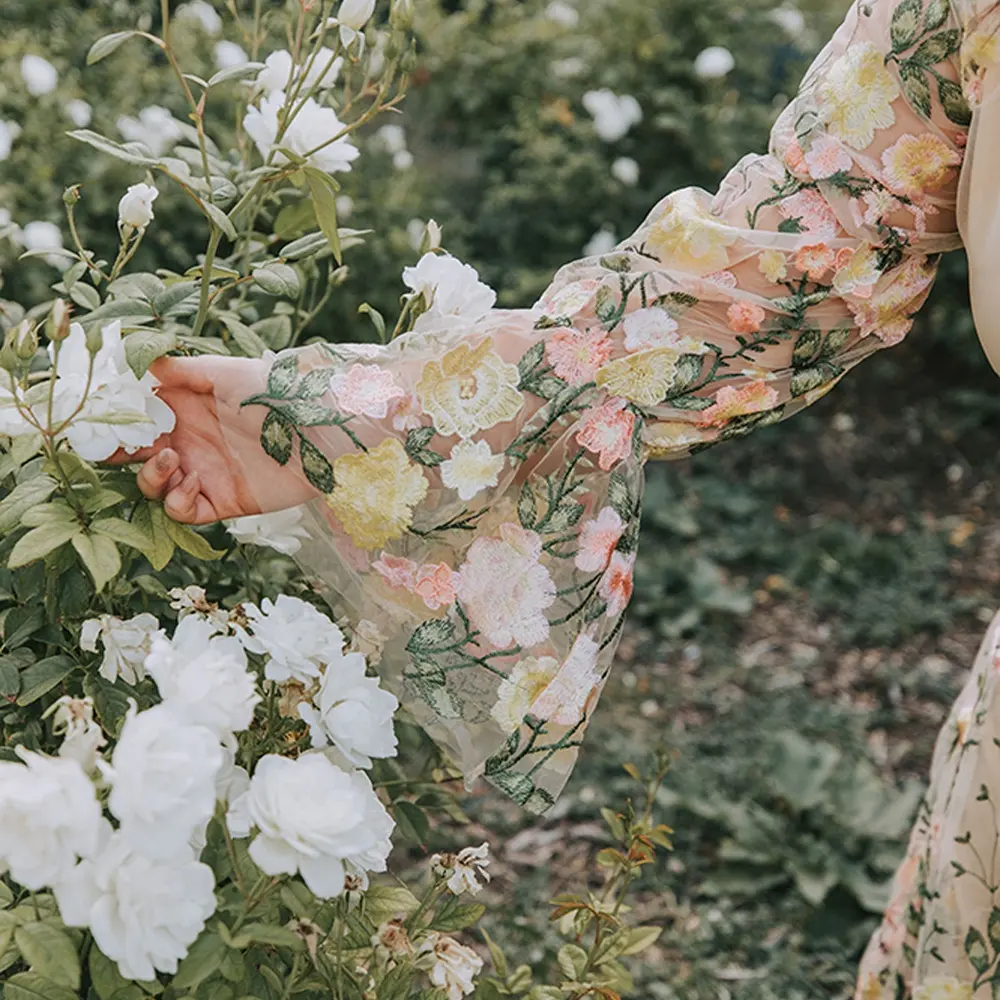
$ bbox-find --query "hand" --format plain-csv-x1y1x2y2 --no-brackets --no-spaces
109,355,319,524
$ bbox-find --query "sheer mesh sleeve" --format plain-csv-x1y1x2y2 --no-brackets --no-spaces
217,0,972,813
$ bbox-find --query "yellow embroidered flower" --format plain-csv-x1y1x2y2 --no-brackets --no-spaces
595,348,680,407
965,29,999,69
758,249,788,283
416,338,523,439
491,656,560,731
646,190,736,275
819,41,900,149
328,437,429,549
832,244,882,298
641,421,706,459
881,133,961,198
913,976,974,1000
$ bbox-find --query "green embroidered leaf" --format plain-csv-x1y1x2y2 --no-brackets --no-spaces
406,618,456,655
924,0,950,30
285,400,337,426
599,254,632,273
988,907,1000,951
295,367,335,399
791,328,822,367
594,285,617,324
545,501,585,534
266,354,300,399
527,374,568,400
777,216,804,234
299,437,334,493
490,769,535,806
890,0,923,50
912,28,959,65
517,341,545,385
790,365,831,397
260,409,294,466
672,353,704,391
966,925,990,974
517,484,538,529
938,76,972,126
819,326,852,358
660,291,699,310
485,729,522,775
669,394,713,411
525,786,557,814
607,472,634,521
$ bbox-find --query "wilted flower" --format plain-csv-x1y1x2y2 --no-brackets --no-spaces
372,918,414,957
117,182,159,232
245,91,360,174
50,696,107,773
146,616,260,737
402,253,497,332
416,933,484,1000
694,46,735,79
582,89,642,142
55,825,217,981
430,842,491,896
176,0,223,34
298,647,398,767
612,156,640,186
227,753,394,898
117,106,184,157
225,507,311,554
64,99,92,128
214,40,249,70
255,48,342,93
0,748,103,889
0,120,21,161
80,612,160,685
106,704,223,859
21,54,58,96
168,584,230,628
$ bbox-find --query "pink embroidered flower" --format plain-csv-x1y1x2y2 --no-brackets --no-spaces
851,188,904,229
726,301,767,334
529,633,602,726
412,562,458,611
454,523,556,648
703,270,739,289
373,554,418,590
793,243,837,281
880,133,961,199
575,507,625,572
782,139,809,177
779,188,839,242
330,364,405,419
832,245,880,299
575,399,635,472
389,391,423,432
803,135,852,179
598,551,635,616
622,307,681,352
696,380,779,428
537,278,601,318
848,256,935,346
545,326,614,383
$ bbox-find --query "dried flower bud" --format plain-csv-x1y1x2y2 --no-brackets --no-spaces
371,918,413,957
45,298,71,343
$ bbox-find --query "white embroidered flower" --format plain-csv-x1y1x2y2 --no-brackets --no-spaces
225,507,311,555
582,89,642,143
245,91,359,174
64,99,92,128
298,648,398,767
0,749,103,889
402,253,497,333
237,594,346,684
491,656,560,731
226,753,394,898
117,182,159,232
117,106,184,157
545,1,579,26
176,0,223,34
583,228,618,257
255,48,343,93
214,40,249,70
430,843,491,896
0,120,21,161
80,612,160,685
622,306,683,352
694,46,735,79
440,439,506,501
50,696,107,774
611,156,640,186
818,41,899,150
21,54,58,96
55,825,217,981
530,633,602,725
145,616,260,737
106,704,223,859
416,932,484,1000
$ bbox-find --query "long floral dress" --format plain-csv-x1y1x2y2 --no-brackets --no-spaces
215,0,999,992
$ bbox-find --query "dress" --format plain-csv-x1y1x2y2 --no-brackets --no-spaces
215,0,999,992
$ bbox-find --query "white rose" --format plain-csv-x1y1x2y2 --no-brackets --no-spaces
80,612,160,685
255,48,342,93
145,616,260,737
338,0,376,29
117,106,184,157
0,749,103,890
65,99,92,128
21,54,58,96
225,507,311,555
416,933,484,1000
176,0,223,34
214,40,249,70
117,182,159,232
402,253,497,332
430,843,491,896
106,705,223,859
611,156,640,186
55,825,217,981
244,91,359,174
0,120,21,161
298,648,398,767
226,754,393,898
693,46,735,79
582,89,642,143
237,594,346,684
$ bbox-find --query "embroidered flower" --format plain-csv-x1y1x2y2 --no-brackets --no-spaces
530,634,602,726
545,326,614,383
642,421,706,458
964,30,999,71
758,249,788,283
595,348,680,407
412,563,458,611
454,523,556,649
373,554,419,590
880,133,962,199
440,438,506,501
779,188,839,242
598,551,635,616
330,364,405,419
329,438,429,549
622,307,679,352
416,338,523,438
818,41,899,149
794,243,837,281
697,381,779,428
832,244,882,298
646,190,736,274
389,390,423,431
491,656,560,731
726,301,767,333
912,977,974,1000
537,278,600,317
782,138,809,177
803,134,853,178
576,398,636,471
852,187,904,229
575,507,625,572
848,256,935,346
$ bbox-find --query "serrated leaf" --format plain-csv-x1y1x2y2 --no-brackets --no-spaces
72,532,121,591
163,518,226,561
299,437,334,493
17,655,74,706
260,409,294,465
4,972,79,1000
67,129,158,166
8,522,81,569
304,167,343,265
431,898,485,933
14,923,81,989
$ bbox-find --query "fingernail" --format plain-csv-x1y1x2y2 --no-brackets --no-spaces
155,450,174,471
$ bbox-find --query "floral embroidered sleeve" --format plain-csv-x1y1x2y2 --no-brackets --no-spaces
217,0,985,815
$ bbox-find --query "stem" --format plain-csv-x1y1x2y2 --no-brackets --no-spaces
192,228,223,338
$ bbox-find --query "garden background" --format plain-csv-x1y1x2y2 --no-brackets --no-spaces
3,0,999,997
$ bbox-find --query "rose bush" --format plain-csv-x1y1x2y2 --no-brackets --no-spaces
0,2,673,998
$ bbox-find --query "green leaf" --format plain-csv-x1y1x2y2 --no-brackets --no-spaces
791,328,822,367
406,617,455,655
924,0,950,30
2,609,44,650
0,476,58,533
284,400,335,426
70,282,101,312
266,354,300,398
672,353,703,391
91,517,156,552
252,263,301,298
299,437,335,493
304,167,343,265
607,472,634,521
988,907,1000,952
280,231,328,260
133,503,176,571
67,129,158,166
83,673,134,738
375,965,415,1000
890,0,922,50
358,302,386,340
789,364,834,398
72,532,121,591
392,800,429,844
207,61,264,87
121,328,175,378
14,923,81,989
8,522,81,569
898,62,933,117
938,76,972,126
78,298,157,330
545,502,584,534
619,925,662,956
295,368,335,399
17,655,74,705
219,314,268,358
152,281,199,317
0,655,21,699
431,898,485,933
517,484,537,529
163,519,226,561
557,943,588,980
489,769,535,805
87,30,146,64
203,202,238,242
172,930,224,990
4,971,79,1000
363,885,420,925
88,943,157,1000
967,925,990,974
260,409,294,465
912,28,960,65
230,923,303,950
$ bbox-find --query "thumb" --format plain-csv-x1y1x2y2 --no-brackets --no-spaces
163,471,202,524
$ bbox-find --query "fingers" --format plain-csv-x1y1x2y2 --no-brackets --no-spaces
105,435,171,466
137,448,181,500
162,471,218,525
147,355,218,393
